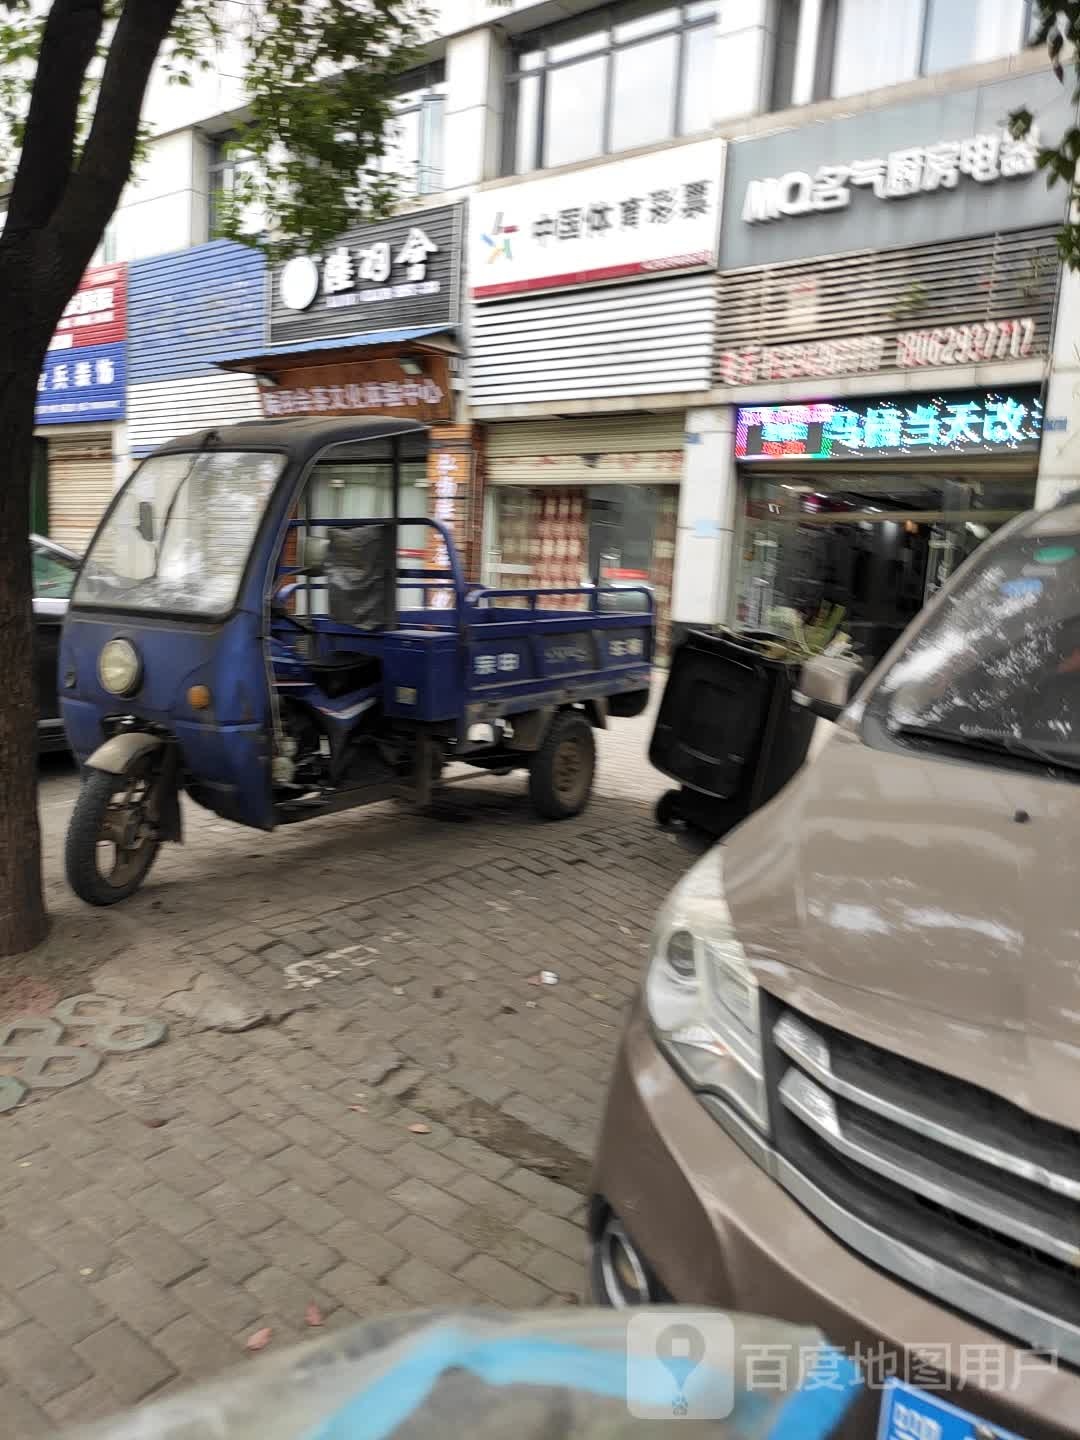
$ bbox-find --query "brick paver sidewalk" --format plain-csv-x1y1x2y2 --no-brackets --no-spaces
0,708,696,1432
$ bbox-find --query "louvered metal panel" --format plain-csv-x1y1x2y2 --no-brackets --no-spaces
486,415,685,457
715,226,1059,387
128,240,266,384
470,274,715,407
487,415,685,487
47,432,114,552
128,372,262,457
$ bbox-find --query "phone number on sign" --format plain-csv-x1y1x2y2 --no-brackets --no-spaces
897,317,1036,367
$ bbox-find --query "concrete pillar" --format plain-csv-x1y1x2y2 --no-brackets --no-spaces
671,407,739,631
442,25,507,189
792,0,824,105
714,0,779,124
1036,179,1079,509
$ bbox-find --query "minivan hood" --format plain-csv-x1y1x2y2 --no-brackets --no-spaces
721,728,1080,1131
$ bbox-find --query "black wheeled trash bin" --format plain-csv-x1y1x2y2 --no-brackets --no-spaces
649,628,817,838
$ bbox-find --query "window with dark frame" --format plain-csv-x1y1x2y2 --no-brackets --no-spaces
207,64,446,238
504,2,721,177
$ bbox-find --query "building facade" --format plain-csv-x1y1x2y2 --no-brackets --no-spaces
34,264,129,551
46,0,1061,646
709,63,1068,662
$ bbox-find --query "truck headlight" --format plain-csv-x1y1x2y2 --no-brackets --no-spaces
645,853,767,1131
98,638,141,696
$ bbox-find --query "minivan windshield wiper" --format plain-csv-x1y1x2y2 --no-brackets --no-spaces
890,722,1080,775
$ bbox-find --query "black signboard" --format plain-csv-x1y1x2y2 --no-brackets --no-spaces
269,202,463,346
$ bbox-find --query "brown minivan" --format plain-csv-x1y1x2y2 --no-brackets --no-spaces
590,496,1080,1439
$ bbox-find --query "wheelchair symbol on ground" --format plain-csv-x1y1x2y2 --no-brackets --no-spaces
0,993,166,1112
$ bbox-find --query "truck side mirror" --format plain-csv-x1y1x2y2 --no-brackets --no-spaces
797,653,863,722
136,500,155,544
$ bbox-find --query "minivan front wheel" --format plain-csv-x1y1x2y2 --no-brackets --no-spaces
66,758,162,905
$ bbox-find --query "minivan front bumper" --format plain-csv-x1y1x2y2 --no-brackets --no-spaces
590,1003,1080,1440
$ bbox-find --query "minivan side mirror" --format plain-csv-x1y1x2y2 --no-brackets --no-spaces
797,653,863,722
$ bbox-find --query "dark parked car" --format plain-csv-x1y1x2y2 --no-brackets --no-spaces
33,534,78,751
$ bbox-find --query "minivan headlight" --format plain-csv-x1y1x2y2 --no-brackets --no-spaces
98,638,141,696
645,854,767,1131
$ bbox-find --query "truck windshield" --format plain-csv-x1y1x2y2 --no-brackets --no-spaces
74,450,286,616
874,504,1080,768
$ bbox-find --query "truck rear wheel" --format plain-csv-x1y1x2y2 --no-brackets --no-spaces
528,710,595,820
65,760,162,906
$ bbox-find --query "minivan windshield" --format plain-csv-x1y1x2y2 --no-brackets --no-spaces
74,450,286,616
874,503,1080,768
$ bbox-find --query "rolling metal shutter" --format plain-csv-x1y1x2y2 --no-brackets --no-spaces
47,432,113,552
486,414,685,487
470,274,715,409
715,225,1059,384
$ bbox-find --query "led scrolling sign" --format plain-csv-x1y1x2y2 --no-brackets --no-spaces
735,391,1043,462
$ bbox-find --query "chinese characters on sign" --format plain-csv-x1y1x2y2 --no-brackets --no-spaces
469,138,724,299
743,126,1039,224
36,262,127,425
282,225,441,313
258,355,452,424
48,263,127,351
270,203,461,346
528,179,712,247
36,343,125,424
719,317,1039,385
262,377,444,416
735,391,1043,461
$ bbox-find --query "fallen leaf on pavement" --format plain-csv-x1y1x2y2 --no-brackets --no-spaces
305,1303,324,1328
407,1122,431,1134
245,1328,273,1352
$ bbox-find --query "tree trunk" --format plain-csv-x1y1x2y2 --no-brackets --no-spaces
0,358,49,956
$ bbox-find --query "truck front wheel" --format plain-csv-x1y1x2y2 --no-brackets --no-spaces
65,759,163,906
528,710,595,820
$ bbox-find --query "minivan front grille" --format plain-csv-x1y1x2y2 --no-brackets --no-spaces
766,1000,1080,1353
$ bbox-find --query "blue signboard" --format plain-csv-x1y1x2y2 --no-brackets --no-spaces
36,340,126,425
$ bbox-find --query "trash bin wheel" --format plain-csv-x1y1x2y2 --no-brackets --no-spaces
655,790,682,829
528,710,595,820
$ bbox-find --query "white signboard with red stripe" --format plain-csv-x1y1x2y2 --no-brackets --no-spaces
469,138,724,302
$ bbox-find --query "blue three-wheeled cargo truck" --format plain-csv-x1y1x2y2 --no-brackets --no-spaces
58,418,654,905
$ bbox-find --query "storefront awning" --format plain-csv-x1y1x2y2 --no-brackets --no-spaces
215,325,460,372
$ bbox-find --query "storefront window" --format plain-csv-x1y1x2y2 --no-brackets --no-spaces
505,2,720,176
489,484,677,656
735,471,1037,666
